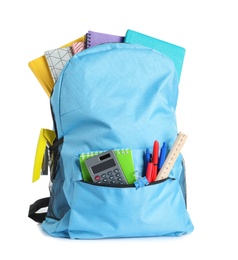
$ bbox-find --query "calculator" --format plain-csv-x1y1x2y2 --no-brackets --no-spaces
85,150,128,185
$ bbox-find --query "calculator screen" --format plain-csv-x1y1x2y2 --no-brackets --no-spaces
91,159,116,174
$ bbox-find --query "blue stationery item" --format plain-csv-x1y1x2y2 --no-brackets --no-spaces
158,142,167,170
124,29,186,83
143,148,151,176
134,176,149,189
28,42,194,239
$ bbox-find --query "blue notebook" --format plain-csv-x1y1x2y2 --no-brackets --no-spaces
124,29,185,83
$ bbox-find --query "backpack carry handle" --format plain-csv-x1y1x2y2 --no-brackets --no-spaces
28,197,50,223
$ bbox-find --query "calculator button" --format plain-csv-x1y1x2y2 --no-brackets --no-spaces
107,171,112,175
117,177,122,181
95,176,100,181
111,180,116,184
115,173,120,177
101,173,106,178
114,169,119,173
109,176,114,180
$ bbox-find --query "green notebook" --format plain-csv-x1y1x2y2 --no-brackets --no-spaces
124,29,186,83
79,149,136,184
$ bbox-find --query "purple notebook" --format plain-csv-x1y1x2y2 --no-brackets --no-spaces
86,30,124,48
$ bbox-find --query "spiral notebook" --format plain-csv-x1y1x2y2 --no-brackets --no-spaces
79,149,136,184
86,30,124,48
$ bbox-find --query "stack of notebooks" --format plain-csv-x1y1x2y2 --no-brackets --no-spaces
28,29,185,97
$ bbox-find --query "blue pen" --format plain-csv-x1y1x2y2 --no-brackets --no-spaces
143,148,151,177
158,142,167,170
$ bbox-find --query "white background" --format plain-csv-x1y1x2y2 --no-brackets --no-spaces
1,0,238,259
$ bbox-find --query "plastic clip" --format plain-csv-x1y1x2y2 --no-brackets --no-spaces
134,177,149,189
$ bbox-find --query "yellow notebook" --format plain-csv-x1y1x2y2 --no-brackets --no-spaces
28,35,86,97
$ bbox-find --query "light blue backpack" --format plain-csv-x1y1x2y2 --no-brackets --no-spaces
29,43,194,239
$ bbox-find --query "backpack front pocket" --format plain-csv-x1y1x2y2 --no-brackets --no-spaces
68,176,193,239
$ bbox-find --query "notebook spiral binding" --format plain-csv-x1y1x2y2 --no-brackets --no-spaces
80,148,130,159
86,33,92,48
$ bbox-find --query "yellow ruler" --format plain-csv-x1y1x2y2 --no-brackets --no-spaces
156,132,187,181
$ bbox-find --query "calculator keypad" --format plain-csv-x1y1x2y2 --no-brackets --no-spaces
94,168,127,185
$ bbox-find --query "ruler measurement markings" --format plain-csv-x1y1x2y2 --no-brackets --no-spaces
155,132,187,181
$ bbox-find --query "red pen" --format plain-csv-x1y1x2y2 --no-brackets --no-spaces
151,140,159,182
146,162,153,182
